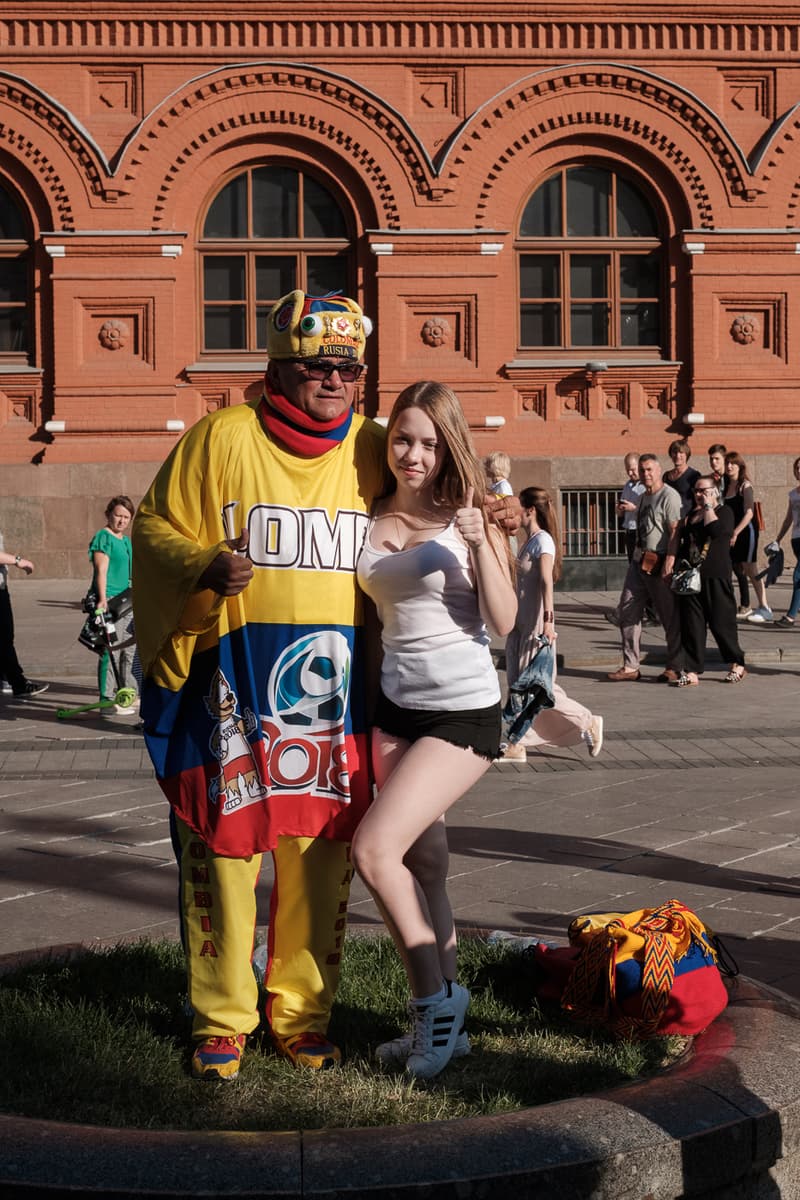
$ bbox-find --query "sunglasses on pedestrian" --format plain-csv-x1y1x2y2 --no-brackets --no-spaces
288,359,366,383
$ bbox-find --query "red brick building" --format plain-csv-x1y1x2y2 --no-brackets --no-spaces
1,3,799,577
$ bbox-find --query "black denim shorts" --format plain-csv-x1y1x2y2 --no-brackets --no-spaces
374,690,502,761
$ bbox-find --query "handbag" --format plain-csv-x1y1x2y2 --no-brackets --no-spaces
753,499,765,532
639,549,664,575
554,899,736,1039
671,538,709,594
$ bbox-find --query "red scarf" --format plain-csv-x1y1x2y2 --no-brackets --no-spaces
260,386,353,457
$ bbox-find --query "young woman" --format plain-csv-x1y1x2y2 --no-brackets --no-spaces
723,453,769,621
88,495,137,709
664,438,700,517
354,381,516,1079
501,487,603,760
772,456,800,627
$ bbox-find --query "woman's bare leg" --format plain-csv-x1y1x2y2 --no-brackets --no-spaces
352,730,490,998
745,562,767,610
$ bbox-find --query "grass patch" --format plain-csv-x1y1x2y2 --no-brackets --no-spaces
0,935,686,1131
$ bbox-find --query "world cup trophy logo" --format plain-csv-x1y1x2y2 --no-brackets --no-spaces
268,631,351,731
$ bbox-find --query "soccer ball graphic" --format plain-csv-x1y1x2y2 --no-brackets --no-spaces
269,631,351,729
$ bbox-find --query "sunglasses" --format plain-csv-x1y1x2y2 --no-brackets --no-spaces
287,359,365,383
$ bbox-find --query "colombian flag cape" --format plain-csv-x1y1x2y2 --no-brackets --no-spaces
132,399,386,857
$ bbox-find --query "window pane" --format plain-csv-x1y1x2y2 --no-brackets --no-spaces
520,303,561,346
566,167,609,237
621,303,660,346
0,256,27,303
570,255,608,298
307,255,348,296
0,187,27,240
620,252,660,298
617,177,658,237
204,176,247,238
520,254,560,298
256,306,271,351
0,308,27,351
252,166,298,238
204,256,245,301
570,302,608,345
520,176,562,237
256,256,295,301
303,176,347,238
204,307,246,350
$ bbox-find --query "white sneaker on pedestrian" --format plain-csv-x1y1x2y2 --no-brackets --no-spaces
405,981,470,1079
736,606,752,619
747,607,774,623
583,715,604,758
376,1027,471,1066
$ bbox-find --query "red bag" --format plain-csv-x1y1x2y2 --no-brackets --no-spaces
533,900,735,1038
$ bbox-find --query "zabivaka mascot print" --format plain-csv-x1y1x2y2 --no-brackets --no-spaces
205,668,269,813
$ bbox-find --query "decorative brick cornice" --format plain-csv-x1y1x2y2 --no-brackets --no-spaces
0,123,75,228
1,14,800,59
442,65,751,226
122,66,436,229
0,74,116,226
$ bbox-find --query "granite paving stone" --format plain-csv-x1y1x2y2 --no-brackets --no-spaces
3,577,800,1197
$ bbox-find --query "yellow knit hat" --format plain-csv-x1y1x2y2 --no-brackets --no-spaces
266,290,372,361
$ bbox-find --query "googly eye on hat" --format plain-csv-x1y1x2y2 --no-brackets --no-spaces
267,290,372,361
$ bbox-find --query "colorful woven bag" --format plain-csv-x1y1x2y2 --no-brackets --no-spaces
557,899,734,1038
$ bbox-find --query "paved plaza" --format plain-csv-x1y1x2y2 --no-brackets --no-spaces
2,576,800,1003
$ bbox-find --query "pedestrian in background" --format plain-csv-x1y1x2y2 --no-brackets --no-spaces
88,496,137,711
708,444,727,489
770,455,800,627
722,453,770,622
664,438,700,517
673,476,746,686
0,537,48,698
607,454,682,684
502,486,603,759
483,450,513,497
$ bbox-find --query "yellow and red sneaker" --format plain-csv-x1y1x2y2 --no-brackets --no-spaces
190,1034,246,1082
274,1032,341,1070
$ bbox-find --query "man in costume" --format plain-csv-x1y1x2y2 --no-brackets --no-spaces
133,291,385,1079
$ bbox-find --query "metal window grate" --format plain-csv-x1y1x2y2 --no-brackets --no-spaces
561,488,625,558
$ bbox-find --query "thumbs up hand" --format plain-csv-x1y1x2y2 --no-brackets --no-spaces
197,528,254,596
455,486,486,550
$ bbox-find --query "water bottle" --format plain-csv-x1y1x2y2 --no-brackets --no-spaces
252,942,268,984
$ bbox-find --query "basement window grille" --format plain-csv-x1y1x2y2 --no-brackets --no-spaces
561,487,626,558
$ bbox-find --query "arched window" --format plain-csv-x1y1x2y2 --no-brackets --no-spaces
517,165,663,351
200,165,353,353
0,180,31,356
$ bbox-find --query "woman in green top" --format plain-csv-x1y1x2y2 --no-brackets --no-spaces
88,496,135,707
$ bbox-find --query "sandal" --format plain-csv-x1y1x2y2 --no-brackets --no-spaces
675,671,699,687
725,666,747,683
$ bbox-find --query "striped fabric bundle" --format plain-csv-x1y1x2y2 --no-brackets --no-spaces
553,900,733,1038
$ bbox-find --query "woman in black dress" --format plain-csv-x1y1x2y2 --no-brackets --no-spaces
673,475,746,686
723,451,769,620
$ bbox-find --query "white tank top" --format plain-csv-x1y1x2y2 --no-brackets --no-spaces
356,518,500,711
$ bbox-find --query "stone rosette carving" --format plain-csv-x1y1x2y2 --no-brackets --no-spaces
421,316,451,347
730,314,759,345
98,319,129,350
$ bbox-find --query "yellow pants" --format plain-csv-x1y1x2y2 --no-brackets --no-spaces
173,814,352,1040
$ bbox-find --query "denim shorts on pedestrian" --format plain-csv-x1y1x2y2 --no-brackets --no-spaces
374,690,502,761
